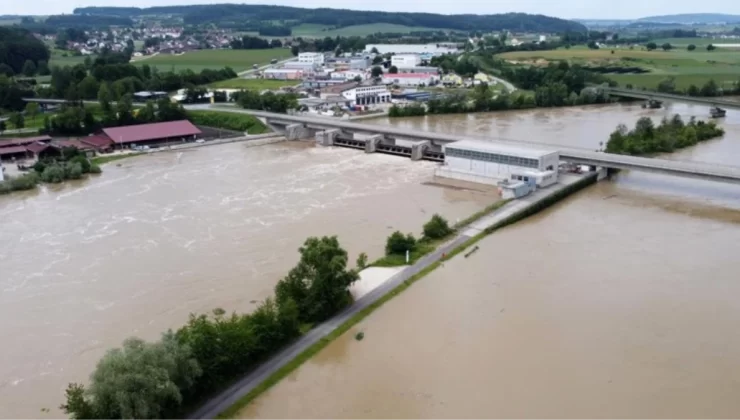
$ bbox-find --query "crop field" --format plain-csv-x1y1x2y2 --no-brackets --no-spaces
208,78,300,90
291,23,448,37
497,46,740,90
134,49,293,72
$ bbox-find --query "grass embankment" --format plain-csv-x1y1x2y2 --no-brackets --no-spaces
186,110,268,134
209,78,300,90
91,153,144,165
220,175,598,419
134,49,293,73
497,45,740,90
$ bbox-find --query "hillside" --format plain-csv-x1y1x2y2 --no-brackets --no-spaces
637,13,740,24
72,5,587,33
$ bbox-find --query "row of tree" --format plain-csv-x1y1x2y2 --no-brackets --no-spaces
235,90,299,113
644,77,740,98
61,235,360,419
389,81,612,118
605,114,724,156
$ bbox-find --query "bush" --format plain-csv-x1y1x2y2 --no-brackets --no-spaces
186,110,268,134
423,214,453,239
67,162,83,180
89,164,102,174
385,231,417,255
41,164,65,183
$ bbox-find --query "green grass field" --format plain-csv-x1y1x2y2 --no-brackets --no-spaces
497,46,740,90
651,37,740,47
291,23,448,37
135,49,293,72
208,78,300,90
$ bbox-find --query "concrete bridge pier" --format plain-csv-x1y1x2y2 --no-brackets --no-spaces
285,123,314,140
315,129,340,146
364,135,383,153
411,141,430,161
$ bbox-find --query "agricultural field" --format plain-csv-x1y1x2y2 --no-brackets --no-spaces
291,23,449,37
134,49,293,72
651,37,740,47
497,46,740,90
208,78,300,90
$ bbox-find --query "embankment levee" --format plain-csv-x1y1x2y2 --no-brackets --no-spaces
191,170,600,419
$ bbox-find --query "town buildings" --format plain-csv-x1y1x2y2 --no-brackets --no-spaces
391,54,422,68
341,85,391,106
382,73,440,87
297,52,325,65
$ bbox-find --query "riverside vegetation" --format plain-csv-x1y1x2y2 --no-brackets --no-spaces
605,114,724,156
0,147,101,195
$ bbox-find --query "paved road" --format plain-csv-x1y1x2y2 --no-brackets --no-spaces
188,233,472,419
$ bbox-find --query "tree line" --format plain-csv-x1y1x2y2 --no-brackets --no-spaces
43,50,237,102
605,114,724,156
235,90,299,113
44,14,134,29
648,77,740,98
61,235,360,419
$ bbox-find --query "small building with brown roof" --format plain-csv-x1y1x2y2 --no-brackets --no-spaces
0,145,30,161
0,135,52,148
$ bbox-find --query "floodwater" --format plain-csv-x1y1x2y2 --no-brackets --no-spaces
0,142,493,418
237,103,740,418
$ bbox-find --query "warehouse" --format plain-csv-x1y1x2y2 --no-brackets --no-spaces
436,140,559,187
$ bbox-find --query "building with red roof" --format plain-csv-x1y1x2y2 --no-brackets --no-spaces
102,120,201,147
0,145,30,160
0,135,52,148
80,134,115,152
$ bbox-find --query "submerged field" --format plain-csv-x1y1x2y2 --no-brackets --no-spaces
497,46,740,90
134,49,293,72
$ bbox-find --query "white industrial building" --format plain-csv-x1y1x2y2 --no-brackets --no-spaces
391,54,421,68
330,70,366,81
298,52,325,65
365,43,458,55
262,68,303,80
341,85,391,106
382,73,440,87
435,140,559,188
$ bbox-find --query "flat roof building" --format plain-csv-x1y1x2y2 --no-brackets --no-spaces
436,140,560,188
365,44,458,55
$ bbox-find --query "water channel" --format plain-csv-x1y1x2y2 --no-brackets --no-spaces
2,102,739,418
236,103,740,418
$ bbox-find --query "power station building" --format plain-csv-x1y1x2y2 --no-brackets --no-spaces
436,140,559,189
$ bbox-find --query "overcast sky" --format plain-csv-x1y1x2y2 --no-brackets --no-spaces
7,0,740,20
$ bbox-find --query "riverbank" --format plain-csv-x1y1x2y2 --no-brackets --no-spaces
192,171,598,419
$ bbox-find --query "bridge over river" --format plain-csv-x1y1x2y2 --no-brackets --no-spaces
233,109,740,185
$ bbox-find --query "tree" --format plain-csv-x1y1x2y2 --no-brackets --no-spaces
370,47,379,54
138,100,157,123
116,94,135,126
77,76,100,100
0,120,5,132
371,66,383,78
661,43,672,51
274,236,359,323
646,42,657,51
353,75,362,82
290,45,299,56
24,102,39,124
0,63,14,77
372,55,383,65
385,231,416,255
687,44,696,51
587,40,598,49
62,333,202,419
21,59,36,76
707,44,716,51
423,214,453,239
700,79,719,97
657,77,676,93
8,112,24,129
356,252,368,270
388,65,398,74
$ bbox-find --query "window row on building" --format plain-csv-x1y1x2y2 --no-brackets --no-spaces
445,147,540,169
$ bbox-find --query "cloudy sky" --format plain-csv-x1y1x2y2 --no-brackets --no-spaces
6,0,740,19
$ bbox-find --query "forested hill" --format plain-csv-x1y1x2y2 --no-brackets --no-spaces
73,4,587,33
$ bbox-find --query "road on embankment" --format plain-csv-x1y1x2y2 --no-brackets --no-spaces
188,174,589,419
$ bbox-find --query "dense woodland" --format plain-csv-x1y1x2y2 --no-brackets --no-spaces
0,27,50,75
73,5,587,33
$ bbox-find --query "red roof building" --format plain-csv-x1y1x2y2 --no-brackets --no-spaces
0,145,29,157
102,120,201,145
80,134,115,151
25,142,50,156
0,135,53,148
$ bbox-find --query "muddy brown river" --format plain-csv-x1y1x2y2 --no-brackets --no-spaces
237,103,740,418
2,102,740,418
